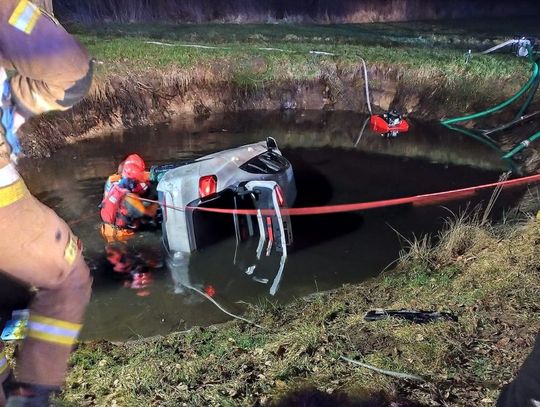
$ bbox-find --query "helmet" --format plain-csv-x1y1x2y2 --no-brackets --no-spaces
121,154,146,181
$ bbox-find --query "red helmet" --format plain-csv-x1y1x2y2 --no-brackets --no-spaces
121,154,146,181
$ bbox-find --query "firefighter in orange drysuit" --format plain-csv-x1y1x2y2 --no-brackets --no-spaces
0,1,93,405
100,155,159,296
100,154,158,242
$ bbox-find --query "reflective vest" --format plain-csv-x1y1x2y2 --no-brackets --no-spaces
100,172,151,226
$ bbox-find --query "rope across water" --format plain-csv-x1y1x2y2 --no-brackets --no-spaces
133,172,540,216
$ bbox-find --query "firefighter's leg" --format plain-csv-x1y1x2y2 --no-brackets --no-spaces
0,0,93,118
16,254,90,387
0,189,92,397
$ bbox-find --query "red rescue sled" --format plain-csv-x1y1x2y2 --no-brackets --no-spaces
370,114,409,136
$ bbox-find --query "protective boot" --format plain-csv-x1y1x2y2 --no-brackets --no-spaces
5,383,59,407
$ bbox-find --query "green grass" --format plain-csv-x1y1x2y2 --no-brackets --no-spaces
70,17,540,49
76,20,531,88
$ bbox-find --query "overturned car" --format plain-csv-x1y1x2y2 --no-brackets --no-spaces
153,138,296,260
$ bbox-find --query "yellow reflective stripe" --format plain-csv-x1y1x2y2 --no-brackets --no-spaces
0,351,8,374
8,0,42,35
27,330,77,346
0,179,27,208
8,0,29,27
29,315,82,332
63,234,79,266
24,4,41,34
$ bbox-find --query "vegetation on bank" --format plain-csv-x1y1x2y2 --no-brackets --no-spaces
24,19,539,165
54,201,540,406
77,20,531,93
26,18,540,161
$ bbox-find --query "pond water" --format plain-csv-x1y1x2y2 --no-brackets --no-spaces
0,110,522,341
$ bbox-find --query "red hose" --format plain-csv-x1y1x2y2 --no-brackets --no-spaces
133,173,540,217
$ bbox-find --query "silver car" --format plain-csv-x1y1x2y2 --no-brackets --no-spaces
155,138,296,257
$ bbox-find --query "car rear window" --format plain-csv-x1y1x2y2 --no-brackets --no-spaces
240,151,290,174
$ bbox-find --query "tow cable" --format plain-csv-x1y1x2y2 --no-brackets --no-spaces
130,171,540,217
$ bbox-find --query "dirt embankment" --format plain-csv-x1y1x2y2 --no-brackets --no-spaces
22,62,523,158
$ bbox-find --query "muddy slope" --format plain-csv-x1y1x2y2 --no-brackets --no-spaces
23,63,522,158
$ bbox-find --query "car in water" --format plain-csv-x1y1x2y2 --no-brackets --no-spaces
152,137,296,257
153,138,296,295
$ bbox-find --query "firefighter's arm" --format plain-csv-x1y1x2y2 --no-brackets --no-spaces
126,193,158,218
100,184,129,224
0,0,93,119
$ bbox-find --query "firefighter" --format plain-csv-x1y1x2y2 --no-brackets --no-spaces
0,1,93,405
100,154,158,242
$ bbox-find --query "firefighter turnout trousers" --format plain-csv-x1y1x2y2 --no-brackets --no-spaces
0,1,93,402
0,163,92,402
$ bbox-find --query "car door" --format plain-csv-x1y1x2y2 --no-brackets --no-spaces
233,180,293,295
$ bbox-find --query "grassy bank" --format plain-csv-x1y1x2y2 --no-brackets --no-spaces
54,206,540,406
23,18,539,158
78,20,531,87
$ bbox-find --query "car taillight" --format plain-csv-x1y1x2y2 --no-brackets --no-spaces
199,175,217,198
275,185,285,207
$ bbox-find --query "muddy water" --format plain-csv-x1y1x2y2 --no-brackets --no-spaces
0,111,522,341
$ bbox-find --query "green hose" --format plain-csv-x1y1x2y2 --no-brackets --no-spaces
516,75,540,119
441,123,503,154
441,55,540,164
503,131,540,159
441,61,539,125
441,122,518,172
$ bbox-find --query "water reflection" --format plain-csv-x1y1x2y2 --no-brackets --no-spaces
0,110,523,341
19,111,509,195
